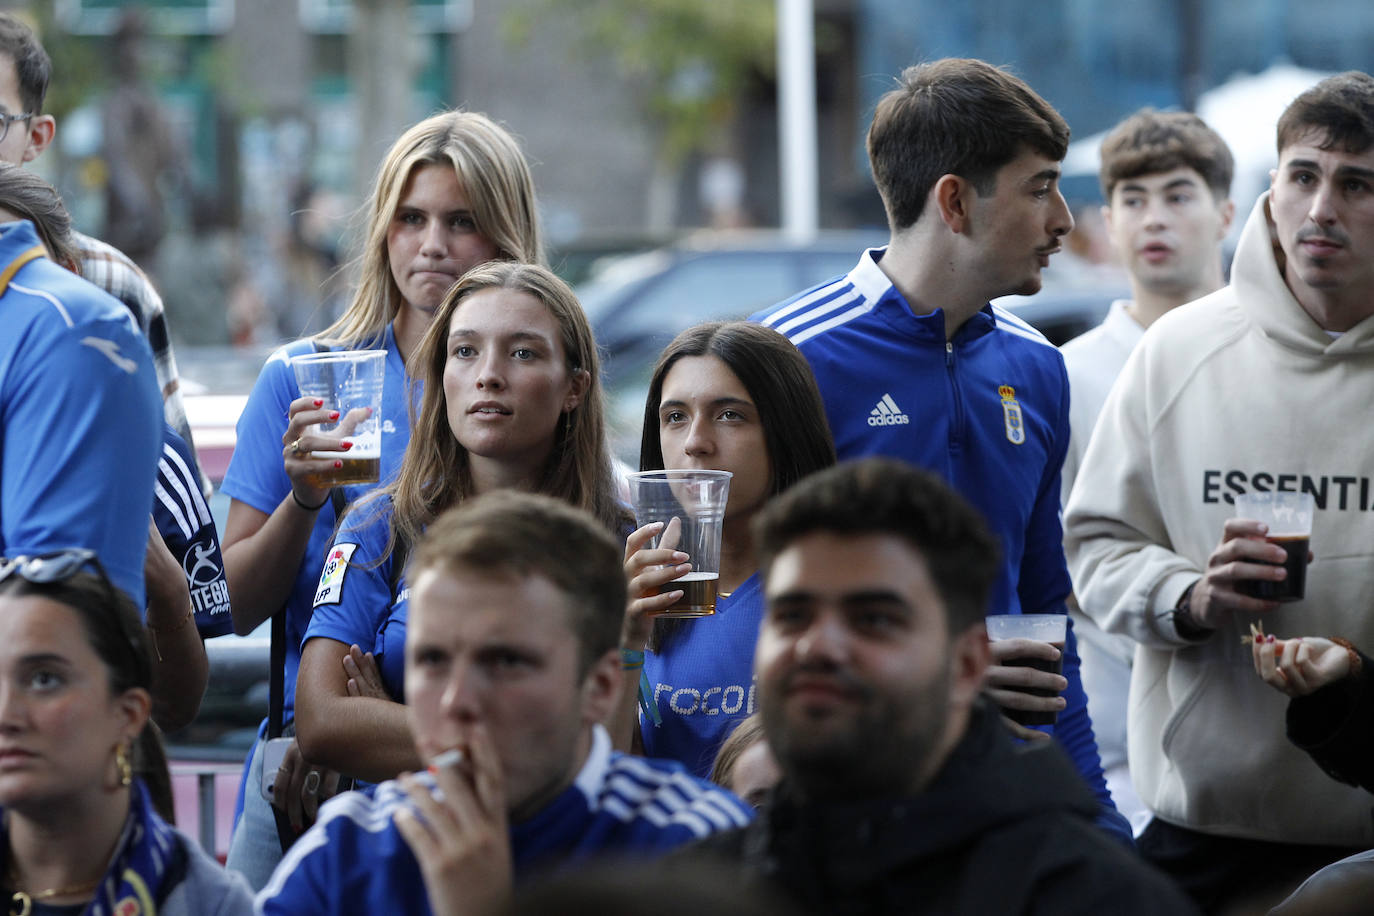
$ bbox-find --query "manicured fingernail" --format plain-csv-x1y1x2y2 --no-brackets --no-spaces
1267,634,1276,643
313,399,323,407
341,441,353,450
329,411,340,421
334,460,343,469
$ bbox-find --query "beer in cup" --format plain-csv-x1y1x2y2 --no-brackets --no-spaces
626,469,732,618
1234,491,1314,603
290,349,386,488
985,613,1068,727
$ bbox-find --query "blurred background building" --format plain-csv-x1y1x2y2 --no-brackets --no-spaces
8,0,1374,346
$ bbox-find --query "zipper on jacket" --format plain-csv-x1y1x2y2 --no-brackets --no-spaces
945,340,963,454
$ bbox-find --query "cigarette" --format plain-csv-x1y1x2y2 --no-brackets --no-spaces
430,748,465,771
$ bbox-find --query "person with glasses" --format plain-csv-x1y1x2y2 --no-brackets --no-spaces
0,14,203,491
220,110,543,889
0,549,253,915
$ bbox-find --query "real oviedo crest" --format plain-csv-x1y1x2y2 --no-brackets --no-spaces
998,385,1025,445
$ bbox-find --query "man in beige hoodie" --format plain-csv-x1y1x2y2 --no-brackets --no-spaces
1066,71,1374,913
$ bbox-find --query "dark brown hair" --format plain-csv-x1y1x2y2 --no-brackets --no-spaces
867,58,1070,231
1277,71,1374,156
639,321,835,488
753,458,1000,633
1098,109,1234,201
0,162,80,270
0,13,51,115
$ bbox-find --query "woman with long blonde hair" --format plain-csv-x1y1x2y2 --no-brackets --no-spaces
220,111,542,889
295,261,628,782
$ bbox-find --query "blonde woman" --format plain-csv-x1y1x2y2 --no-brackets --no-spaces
295,261,628,783
221,111,542,889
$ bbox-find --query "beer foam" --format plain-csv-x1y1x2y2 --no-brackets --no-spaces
671,572,720,583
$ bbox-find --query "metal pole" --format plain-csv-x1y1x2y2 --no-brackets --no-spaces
198,771,216,854
778,0,819,242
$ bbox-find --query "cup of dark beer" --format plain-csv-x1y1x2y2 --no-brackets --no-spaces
985,613,1068,727
626,469,732,618
1234,492,1314,603
290,349,386,487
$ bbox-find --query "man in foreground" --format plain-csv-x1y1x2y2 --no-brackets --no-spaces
688,458,1194,914
258,491,751,914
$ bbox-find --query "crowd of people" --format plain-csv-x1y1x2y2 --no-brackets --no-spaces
0,9,1372,915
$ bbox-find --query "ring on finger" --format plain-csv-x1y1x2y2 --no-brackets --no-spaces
303,770,321,795
288,438,306,457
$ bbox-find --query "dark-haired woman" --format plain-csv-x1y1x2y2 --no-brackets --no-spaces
0,550,253,915
618,322,835,776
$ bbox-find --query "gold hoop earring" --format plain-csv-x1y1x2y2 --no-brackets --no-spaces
115,741,132,788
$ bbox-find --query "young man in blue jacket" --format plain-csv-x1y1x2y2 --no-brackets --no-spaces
258,492,752,915
753,58,1127,841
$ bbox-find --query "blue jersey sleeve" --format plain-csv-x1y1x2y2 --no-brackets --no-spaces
255,819,342,916
1,298,161,608
153,425,233,638
220,346,305,516
303,497,395,658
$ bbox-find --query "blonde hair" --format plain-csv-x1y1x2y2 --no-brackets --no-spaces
375,262,627,561
318,110,543,347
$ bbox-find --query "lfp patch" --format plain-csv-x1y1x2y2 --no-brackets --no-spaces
999,385,1025,445
314,543,358,607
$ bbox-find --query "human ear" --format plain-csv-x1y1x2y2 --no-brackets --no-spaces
563,367,590,413
1217,197,1236,238
114,686,153,741
578,647,622,727
947,622,991,710
933,174,972,234
20,115,54,163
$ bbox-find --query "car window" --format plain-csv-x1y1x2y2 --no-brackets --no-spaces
618,253,795,338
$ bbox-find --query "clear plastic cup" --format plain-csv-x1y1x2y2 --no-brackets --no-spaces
626,469,732,618
289,350,386,488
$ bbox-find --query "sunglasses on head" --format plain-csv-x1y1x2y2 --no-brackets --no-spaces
0,548,112,588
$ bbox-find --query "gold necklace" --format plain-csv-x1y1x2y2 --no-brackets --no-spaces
9,877,101,916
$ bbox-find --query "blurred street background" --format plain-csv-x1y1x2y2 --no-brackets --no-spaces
13,0,1374,352
13,0,1372,855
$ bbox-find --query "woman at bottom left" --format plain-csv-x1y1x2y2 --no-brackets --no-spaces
0,549,253,916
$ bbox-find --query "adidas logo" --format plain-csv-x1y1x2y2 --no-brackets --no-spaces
867,393,910,426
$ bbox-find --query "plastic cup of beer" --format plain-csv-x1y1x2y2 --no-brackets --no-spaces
985,613,1068,726
1234,491,1314,602
289,349,386,488
626,469,732,618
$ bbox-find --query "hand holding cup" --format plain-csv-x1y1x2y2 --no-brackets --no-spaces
984,614,1069,731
